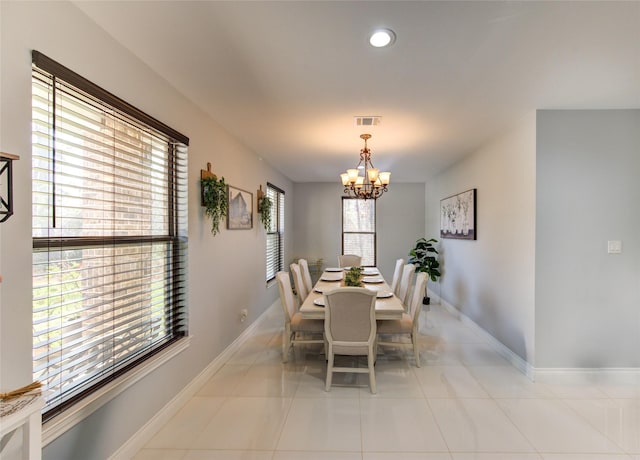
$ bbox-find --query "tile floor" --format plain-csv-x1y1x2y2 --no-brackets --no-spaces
133,303,640,460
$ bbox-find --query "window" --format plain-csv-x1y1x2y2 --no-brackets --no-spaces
265,183,285,282
342,198,376,266
31,51,188,421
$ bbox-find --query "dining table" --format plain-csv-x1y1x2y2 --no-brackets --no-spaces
299,267,405,320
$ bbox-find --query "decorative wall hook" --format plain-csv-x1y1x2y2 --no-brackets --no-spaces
200,162,217,180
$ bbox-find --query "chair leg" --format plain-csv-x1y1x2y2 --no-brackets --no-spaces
368,348,377,394
283,325,291,363
412,332,420,367
325,350,334,391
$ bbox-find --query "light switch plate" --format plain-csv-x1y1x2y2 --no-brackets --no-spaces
607,240,622,254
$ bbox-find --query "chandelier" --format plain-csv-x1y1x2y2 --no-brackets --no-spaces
340,134,390,200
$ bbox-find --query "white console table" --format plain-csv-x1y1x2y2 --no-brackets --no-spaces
0,394,44,460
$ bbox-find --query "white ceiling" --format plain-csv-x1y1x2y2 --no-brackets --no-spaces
75,1,640,182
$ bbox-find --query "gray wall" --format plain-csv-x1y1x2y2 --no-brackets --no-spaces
292,183,425,281
0,2,291,459
535,109,640,368
426,113,537,364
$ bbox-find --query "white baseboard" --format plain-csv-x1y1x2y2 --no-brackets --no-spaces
428,291,640,383
534,367,640,384
109,301,279,460
428,291,535,380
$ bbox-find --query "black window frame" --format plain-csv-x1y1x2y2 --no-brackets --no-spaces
31,51,189,422
265,182,285,283
341,197,377,267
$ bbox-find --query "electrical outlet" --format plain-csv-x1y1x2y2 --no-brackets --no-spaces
240,309,248,322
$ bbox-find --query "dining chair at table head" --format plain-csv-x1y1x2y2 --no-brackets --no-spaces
397,263,416,307
377,272,428,367
338,254,362,268
390,258,405,296
290,262,309,306
324,287,378,393
298,258,313,294
276,271,324,363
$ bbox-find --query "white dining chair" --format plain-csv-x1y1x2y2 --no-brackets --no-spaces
377,272,428,367
338,254,361,268
290,262,309,306
324,287,378,393
298,258,313,294
397,263,416,307
276,271,324,363
390,258,405,296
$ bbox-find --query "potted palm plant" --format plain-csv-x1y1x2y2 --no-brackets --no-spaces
408,237,441,305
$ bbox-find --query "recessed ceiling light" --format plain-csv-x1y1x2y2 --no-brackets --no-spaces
369,29,396,48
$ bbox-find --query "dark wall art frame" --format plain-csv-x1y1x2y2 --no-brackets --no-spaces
440,188,476,240
227,185,253,230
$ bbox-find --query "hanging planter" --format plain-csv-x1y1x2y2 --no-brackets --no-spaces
257,185,273,231
201,163,228,236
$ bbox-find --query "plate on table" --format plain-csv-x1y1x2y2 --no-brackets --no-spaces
321,272,343,282
363,268,379,276
313,298,325,307
325,267,343,272
362,276,384,284
376,290,393,299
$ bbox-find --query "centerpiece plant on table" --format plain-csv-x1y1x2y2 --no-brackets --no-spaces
344,266,364,287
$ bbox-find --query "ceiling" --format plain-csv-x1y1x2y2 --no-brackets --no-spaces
74,1,639,183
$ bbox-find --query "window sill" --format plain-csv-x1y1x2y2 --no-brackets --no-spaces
42,336,191,446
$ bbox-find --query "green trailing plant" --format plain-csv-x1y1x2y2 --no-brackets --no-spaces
344,266,364,287
257,195,273,230
408,237,441,304
201,176,228,235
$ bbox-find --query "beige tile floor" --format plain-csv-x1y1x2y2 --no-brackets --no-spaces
133,303,640,460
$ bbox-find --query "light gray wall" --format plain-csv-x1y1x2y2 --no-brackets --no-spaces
535,110,640,368
426,113,537,364
292,183,425,281
0,2,291,459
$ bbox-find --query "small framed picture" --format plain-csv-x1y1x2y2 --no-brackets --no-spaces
227,185,253,230
440,188,476,240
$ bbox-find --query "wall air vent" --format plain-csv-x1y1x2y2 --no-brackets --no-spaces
354,116,382,127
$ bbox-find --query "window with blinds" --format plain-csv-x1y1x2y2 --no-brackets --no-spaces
342,197,376,266
31,51,189,421
265,183,285,283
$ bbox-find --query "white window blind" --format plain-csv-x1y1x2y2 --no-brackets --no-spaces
265,183,285,282
342,198,376,266
31,51,188,421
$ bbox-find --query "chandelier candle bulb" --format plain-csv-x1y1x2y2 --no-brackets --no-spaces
347,168,359,183
379,171,391,185
367,168,379,183
340,173,350,186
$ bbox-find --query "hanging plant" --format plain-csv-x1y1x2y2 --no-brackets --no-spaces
258,195,273,230
201,176,228,235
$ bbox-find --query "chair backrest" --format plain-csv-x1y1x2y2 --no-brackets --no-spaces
338,254,362,268
290,262,308,304
398,264,416,306
276,271,296,323
298,258,313,294
324,288,377,345
409,272,428,324
390,258,405,295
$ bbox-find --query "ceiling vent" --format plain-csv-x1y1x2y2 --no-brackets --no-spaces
354,116,381,127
